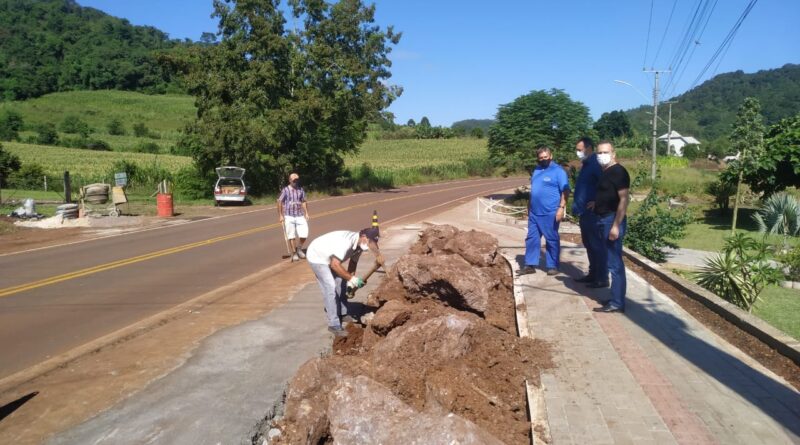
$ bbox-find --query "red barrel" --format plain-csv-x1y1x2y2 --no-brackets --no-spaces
156,193,174,217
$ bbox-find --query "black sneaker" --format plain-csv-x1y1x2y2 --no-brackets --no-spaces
516,266,537,276
574,275,594,283
586,282,610,288
593,304,624,313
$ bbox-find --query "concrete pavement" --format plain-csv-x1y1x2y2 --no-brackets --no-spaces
429,201,800,444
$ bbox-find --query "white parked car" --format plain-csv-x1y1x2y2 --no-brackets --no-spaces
214,166,247,205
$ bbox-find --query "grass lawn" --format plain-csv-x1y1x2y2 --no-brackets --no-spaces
676,208,800,252
752,285,800,340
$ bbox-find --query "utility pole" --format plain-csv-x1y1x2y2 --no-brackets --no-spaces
643,69,670,181
664,101,677,155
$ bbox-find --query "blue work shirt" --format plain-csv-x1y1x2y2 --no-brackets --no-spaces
530,162,570,216
571,153,602,216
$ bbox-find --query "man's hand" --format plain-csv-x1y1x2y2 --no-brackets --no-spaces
586,201,595,211
609,224,620,241
347,276,365,289
556,207,565,222
279,215,284,223
305,214,311,221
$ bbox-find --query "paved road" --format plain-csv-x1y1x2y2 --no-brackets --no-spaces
0,177,525,379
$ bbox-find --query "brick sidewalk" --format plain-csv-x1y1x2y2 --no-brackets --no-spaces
429,200,800,445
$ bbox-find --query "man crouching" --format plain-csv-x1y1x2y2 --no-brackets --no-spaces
306,227,382,337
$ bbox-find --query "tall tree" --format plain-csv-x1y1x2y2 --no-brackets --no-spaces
181,0,401,192
594,110,632,140
737,113,800,196
730,97,765,233
488,89,591,170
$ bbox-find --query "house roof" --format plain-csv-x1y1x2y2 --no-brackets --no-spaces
658,130,700,144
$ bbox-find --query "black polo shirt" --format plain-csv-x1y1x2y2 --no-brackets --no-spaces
594,163,630,216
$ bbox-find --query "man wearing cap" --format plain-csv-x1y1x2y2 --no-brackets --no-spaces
277,173,310,261
306,227,383,337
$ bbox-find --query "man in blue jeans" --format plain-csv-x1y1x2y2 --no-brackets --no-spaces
592,141,630,313
519,146,570,276
571,137,604,287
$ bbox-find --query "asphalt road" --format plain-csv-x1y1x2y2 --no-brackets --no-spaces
0,177,525,379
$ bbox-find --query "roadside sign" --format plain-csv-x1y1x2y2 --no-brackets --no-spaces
114,172,128,187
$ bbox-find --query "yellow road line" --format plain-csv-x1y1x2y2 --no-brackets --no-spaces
0,178,522,299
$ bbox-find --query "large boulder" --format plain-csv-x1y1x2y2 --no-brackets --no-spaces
327,375,503,445
394,254,490,314
371,314,475,364
448,229,498,267
369,299,412,336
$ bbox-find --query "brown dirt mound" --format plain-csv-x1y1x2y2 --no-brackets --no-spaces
267,225,553,445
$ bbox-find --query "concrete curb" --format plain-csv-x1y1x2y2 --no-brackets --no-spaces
622,246,800,366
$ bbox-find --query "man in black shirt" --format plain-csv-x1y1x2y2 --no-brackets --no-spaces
592,141,630,313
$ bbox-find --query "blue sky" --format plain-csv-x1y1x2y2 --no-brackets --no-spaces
80,0,799,126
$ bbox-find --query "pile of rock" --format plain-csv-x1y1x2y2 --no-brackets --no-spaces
262,225,552,445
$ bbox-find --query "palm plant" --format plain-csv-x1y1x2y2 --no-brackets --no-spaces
694,233,782,312
752,192,800,252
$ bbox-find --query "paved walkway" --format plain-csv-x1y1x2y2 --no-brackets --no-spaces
429,204,800,445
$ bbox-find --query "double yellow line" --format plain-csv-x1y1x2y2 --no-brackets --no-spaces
0,179,519,299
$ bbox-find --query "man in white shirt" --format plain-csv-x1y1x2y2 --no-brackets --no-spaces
306,227,383,337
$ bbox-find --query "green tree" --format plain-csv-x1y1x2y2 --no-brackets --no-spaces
738,113,800,196
594,110,632,140
406,118,415,127
729,97,765,233
60,115,92,137
133,122,149,138
419,116,431,128
107,118,126,136
0,110,24,141
470,127,484,139
488,89,591,170
181,0,401,193
0,142,22,187
35,123,59,145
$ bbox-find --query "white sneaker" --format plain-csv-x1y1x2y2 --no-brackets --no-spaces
291,253,299,262
296,248,306,259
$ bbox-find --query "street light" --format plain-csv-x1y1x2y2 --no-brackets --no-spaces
614,78,659,180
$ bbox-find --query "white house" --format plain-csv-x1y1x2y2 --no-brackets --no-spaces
658,130,700,157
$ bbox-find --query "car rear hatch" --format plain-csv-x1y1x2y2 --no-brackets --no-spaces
215,167,246,199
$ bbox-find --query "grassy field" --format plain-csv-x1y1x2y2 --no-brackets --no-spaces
0,90,194,138
753,285,800,340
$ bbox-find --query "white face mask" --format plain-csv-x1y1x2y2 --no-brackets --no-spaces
359,242,370,251
597,153,612,166
576,150,586,160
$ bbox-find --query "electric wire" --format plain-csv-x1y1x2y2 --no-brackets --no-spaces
689,0,758,90
663,0,714,98
665,0,719,98
643,0,655,69
651,0,678,68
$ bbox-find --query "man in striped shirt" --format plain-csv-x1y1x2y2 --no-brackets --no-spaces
278,173,310,261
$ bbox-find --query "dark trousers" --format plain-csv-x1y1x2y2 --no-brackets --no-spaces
596,214,627,309
578,212,601,281
525,213,560,269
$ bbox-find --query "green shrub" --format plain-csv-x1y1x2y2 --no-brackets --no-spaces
694,233,783,312
470,127,484,139
174,165,213,200
35,123,59,145
776,248,800,281
0,111,24,141
107,119,126,136
682,144,701,160
0,142,22,187
132,141,161,153
346,162,395,192
85,139,111,151
8,163,47,189
59,115,92,137
133,122,149,138
706,178,736,212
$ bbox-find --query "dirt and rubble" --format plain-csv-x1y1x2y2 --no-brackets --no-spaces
262,225,553,445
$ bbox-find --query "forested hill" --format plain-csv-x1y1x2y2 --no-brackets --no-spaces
0,0,187,101
626,63,800,142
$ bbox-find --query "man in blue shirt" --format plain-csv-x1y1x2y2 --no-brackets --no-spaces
571,137,606,287
519,146,570,276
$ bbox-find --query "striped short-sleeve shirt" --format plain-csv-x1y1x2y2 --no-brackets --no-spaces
279,186,306,217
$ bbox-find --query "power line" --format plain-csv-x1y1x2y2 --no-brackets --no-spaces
651,0,678,68
663,0,715,98
643,0,655,69
688,0,759,90
664,0,719,98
